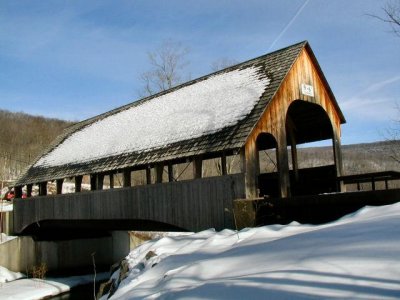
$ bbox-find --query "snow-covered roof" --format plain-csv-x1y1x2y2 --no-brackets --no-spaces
16,41,312,185
35,67,269,168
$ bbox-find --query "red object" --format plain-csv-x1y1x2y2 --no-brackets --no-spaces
5,191,14,200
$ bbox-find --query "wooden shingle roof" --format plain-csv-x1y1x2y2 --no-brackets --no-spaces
16,41,338,186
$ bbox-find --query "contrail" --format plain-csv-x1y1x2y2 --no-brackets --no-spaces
268,0,310,51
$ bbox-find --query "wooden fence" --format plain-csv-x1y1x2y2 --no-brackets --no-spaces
13,174,245,234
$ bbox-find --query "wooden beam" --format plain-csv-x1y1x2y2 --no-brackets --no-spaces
56,179,64,195
277,132,291,198
287,116,299,182
109,173,114,189
75,176,83,193
146,167,152,185
97,174,104,190
90,175,97,191
39,182,47,196
290,137,299,182
14,186,23,198
221,153,227,175
243,142,260,199
27,184,32,197
193,157,203,179
168,163,174,182
155,164,163,183
123,170,131,187
332,131,345,192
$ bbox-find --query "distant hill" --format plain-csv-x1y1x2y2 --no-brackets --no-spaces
0,109,73,181
296,141,400,175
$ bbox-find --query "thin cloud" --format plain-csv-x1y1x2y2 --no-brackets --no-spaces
342,96,397,122
347,75,400,101
268,0,310,51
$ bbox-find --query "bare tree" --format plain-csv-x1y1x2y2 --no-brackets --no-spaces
210,57,238,72
140,40,190,96
368,0,400,37
387,104,400,164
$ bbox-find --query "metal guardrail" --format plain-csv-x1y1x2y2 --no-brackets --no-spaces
337,171,400,191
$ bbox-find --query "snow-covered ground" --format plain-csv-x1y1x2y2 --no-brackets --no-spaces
1,203,399,299
0,271,109,300
0,266,24,284
102,203,400,300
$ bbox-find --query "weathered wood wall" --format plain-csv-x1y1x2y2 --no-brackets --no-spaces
13,174,245,234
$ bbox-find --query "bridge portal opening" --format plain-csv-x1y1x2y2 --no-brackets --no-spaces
257,133,280,198
285,100,338,196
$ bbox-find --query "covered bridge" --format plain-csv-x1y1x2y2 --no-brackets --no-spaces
13,41,345,233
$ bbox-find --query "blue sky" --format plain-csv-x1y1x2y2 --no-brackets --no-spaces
0,0,399,145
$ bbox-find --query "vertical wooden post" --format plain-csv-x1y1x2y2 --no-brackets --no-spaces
240,148,247,175
27,184,32,197
242,141,260,199
289,137,299,182
15,186,23,198
97,174,104,190
193,157,203,179
277,131,291,198
109,173,114,189
39,182,47,196
221,153,227,175
56,179,64,195
168,163,174,182
287,117,299,182
146,166,152,184
332,130,345,192
90,174,97,191
155,164,164,183
123,170,131,187
75,176,83,193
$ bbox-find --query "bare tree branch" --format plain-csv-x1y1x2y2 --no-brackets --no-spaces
367,0,400,37
210,58,238,72
139,40,190,97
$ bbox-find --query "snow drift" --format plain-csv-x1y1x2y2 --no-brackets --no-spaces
103,203,400,299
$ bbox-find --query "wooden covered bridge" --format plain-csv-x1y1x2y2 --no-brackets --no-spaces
12,41,346,235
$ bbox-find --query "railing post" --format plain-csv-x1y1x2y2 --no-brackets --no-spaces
168,163,174,182
146,166,152,184
75,176,83,193
27,184,32,197
109,173,114,189
155,164,164,183
90,174,97,191
221,153,227,175
193,157,203,179
97,174,104,190
123,170,131,187
39,182,47,196
15,186,23,198
56,179,64,194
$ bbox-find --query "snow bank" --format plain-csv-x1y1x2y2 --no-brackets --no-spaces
35,66,270,167
104,203,400,299
0,272,109,300
0,266,24,283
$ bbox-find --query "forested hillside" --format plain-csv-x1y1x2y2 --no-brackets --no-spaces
0,109,73,181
